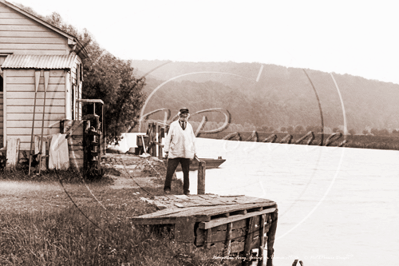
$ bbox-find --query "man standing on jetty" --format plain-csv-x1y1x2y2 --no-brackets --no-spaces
163,107,196,195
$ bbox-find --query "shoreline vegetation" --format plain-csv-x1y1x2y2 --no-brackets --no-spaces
1,136,397,265
199,131,399,151
0,156,234,266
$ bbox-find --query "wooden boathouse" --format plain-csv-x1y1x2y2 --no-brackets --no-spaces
0,0,102,170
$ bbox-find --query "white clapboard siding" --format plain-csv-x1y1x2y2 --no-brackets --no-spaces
8,128,60,135
5,69,65,151
0,92,3,136
7,106,65,113
7,91,65,99
7,99,65,106
7,120,60,128
0,31,61,37
0,37,65,44
7,113,65,121
0,3,68,54
7,84,65,92
6,76,66,85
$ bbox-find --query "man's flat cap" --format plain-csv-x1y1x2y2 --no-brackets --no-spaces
179,107,189,114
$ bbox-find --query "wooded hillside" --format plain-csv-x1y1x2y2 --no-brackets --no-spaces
132,60,399,134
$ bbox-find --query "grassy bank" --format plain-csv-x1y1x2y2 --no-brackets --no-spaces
0,204,224,266
0,155,235,265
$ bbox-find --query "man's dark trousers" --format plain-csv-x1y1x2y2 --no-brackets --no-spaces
164,157,190,194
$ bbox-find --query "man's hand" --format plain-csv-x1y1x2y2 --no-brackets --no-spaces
164,151,169,159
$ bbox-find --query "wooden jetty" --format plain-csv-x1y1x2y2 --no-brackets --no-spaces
129,194,278,266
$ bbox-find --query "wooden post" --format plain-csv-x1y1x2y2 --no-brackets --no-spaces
243,217,256,266
266,210,278,266
175,217,196,253
197,159,206,194
257,214,266,266
224,222,233,256
6,138,20,171
156,123,159,158
205,228,211,249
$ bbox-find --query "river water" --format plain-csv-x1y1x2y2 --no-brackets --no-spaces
175,138,399,266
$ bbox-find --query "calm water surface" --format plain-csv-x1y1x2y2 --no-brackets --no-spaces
176,138,399,266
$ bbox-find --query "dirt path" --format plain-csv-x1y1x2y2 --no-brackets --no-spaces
0,154,167,214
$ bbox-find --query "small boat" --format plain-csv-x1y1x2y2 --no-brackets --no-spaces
176,156,226,171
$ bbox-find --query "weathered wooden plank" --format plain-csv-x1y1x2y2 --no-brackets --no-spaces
213,226,248,243
69,158,84,169
128,217,177,225
231,240,245,254
203,236,245,254
7,69,64,77
19,142,33,151
205,229,211,249
68,145,84,151
66,126,83,136
257,214,266,266
8,106,65,113
6,77,65,85
7,127,60,135
196,218,255,246
69,150,84,159
7,113,65,121
175,217,196,245
6,138,20,170
199,202,275,217
0,49,66,55
6,84,65,92
0,44,67,50
7,91,65,99
7,120,60,128
61,120,84,135
67,136,83,146
224,222,232,256
0,12,26,18
0,18,39,25
199,208,277,230
162,202,276,220
7,98,65,106
243,217,256,265
266,211,278,264
0,25,48,31
6,84,67,91
0,31,60,37
0,37,66,44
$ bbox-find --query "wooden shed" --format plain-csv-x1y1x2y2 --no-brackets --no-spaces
0,0,88,166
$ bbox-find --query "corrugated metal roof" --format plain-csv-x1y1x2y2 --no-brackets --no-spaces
1,54,78,69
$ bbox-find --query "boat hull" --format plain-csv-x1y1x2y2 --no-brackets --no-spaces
175,157,226,171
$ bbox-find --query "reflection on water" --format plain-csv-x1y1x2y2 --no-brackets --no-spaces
176,138,399,266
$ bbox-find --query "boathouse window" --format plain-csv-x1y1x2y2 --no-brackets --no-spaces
0,75,3,92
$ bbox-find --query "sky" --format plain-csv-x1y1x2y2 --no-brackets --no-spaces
12,0,399,84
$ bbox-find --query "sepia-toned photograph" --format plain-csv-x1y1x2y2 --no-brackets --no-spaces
0,1,398,265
